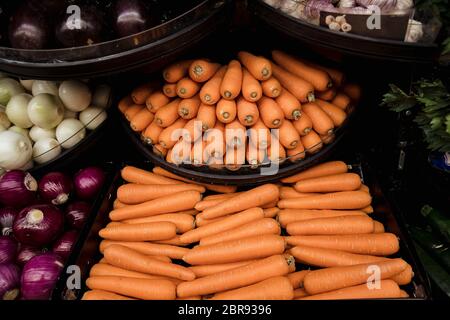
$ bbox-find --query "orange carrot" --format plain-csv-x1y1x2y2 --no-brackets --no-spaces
263,207,280,218
225,119,246,148
195,215,228,227
261,78,282,98
246,140,266,167
190,260,257,278
237,51,272,81
113,199,128,209
362,205,374,214
373,221,385,233
154,99,181,127
183,118,203,142
278,209,367,227
359,184,370,193
281,160,349,183
177,296,202,300
279,120,301,149
158,118,187,149
131,83,155,105
141,121,163,145
163,60,194,83
189,60,220,83
204,122,226,159
279,187,320,199
315,99,347,127
294,288,308,299
257,97,284,128
220,60,242,100
268,138,287,164
177,77,200,99
302,102,334,135
317,88,337,101
197,103,217,131
216,99,237,124
237,96,259,126
342,83,362,103
278,191,371,210
118,96,133,114
153,144,168,158
177,254,295,298
301,131,323,154
195,198,229,211
86,276,176,300
90,263,178,281
146,91,170,113
199,66,227,105
124,104,143,121
242,68,263,102
275,89,302,120
177,96,201,120
82,290,136,300
272,63,315,103
154,235,191,247
332,93,351,111
121,166,179,185
287,270,310,289
249,119,271,149
292,114,313,136
99,222,177,241
99,240,188,259
123,214,195,234
294,173,361,193
163,83,177,98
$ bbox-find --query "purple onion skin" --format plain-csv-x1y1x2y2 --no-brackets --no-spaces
113,0,151,38
0,236,18,264
21,252,64,300
38,172,73,206
0,171,37,208
13,204,64,247
0,207,18,236
52,230,78,260
0,264,20,300
65,201,91,230
16,245,44,268
73,167,105,200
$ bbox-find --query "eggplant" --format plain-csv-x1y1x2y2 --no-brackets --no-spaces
113,0,154,38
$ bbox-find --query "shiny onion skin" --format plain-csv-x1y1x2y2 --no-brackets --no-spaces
0,171,37,208
38,172,73,206
65,201,91,230
16,245,43,268
73,167,105,200
0,263,20,300
0,207,18,236
0,236,18,264
52,230,78,260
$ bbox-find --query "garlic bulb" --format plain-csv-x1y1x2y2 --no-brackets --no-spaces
405,19,423,43
396,0,413,9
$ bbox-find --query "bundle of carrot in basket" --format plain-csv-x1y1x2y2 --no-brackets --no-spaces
118,51,361,169
82,160,412,300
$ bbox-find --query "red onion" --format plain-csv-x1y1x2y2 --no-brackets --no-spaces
0,236,18,264
356,0,397,11
17,245,44,268
0,264,20,300
52,230,78,260
13,204,64,247
0,207,18,235
73,167,105,200
21,252,64,300
65,201,91,230
0,171,37,208
305,0,335,19
38,172,73,206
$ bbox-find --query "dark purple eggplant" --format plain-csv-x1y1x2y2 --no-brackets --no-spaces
113,0,153,38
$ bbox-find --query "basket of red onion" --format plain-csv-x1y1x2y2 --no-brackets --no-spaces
0,165,112,300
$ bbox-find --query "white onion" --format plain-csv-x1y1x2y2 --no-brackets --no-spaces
0,110,11,129
28,93,65,129
18,160,34,170
64,109,78,119
29,126,56,142
56,119,86,149
79,107,107,130
8,126,30,139
20,79,34,91
0,130,33,170
5,93,33,128
59,80,92,112
92,84,111,109
0,78,25,105
33,138,62,164
31,80,59,96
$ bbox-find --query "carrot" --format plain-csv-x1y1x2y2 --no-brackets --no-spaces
130,108,155,132
342,83,362,103
267,137,286,164
154,99,180,127
279,187,320,199
203,192,242,201
197,103,217,131
82,290,136,300
278,120,301,150
195,198,229,211
121,166,179,185
211,276,294,300
286,215,375,236
99,240,188,259
146,91,170,113
153,144,168,158
275,89,302,120
177,254,295,298
237,96,259,126
237,51,272,81
204,123,226,159
200,184,280,219
109,190,202,221
131,83,155,105
263,207,279,218
225,119,246,148
181,208,264,244
278,209,367,227
86,276,176,300
225,146,244,171
123,214,195,233
90,263,177,281
220,60,242,100
190,260,257,278
315,99,347,127
301,102,334,135
177,77,200,99
216,99,237,124
287,270,310,289
178,96,201,120
177,296,202,300
359,184,370,193
286,233,400,256
124,104,143,121
292,114,313,136
189,60,220,83
104,245,195,281
182,118,202,143
301,131,323,154
261,78,282,98
399,290,409,298
158,118,187,149
163,83,177,98
299,280,401,300
317,88,337,101
373,221,385,233
361,205,374,214
118,95,133,114
154,235,191,247
113,199,128,210
163,60,194,83
141,121,163,145
249,119,271,149
332,93,351,111
199,66,227,105
242,68,262,102
278,191,372,210
246,140,266,167
200,218,281,246
281,160,349,183
293,288,308,299
99,222,177,241
105,222,123,228
320,132,335,145
257,97,284,128
272,63,314,103
294,173,361,193
195,215,228,227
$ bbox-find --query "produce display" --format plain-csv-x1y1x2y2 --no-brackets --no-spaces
0,77,110,171
0,166,105,300
119,50,360,169
80,161,414,300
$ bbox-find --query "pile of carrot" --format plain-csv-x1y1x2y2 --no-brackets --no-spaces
82,160,413,300
118,50,361,169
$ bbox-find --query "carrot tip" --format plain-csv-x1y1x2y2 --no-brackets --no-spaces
272,89,280,96
292,110,301,120
193,66,204,76
327,82,334,88
262,68,270,77
180,108,189,116
273,119,281,126
224,92,232,98
204,95,211,102
245,115,254,123
180,88,187,94
222,112,230,119
250,92,258,98
307,92,316,102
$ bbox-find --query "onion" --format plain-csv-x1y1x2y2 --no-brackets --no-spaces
13,204,64,247
0,170,37,207
0,264,20,300
21,252,64,300
52,230,78,260
0,131,33,170
31,81,59,96
29,126,56,142
0,207,18,235
55,119,86,149
20,79,34,91
5,93,33,129
63,109,78,119
92,84,111,109
27,94,65,130
73,167,105,200
79,107,107,130
305,0,335,19
16,245,44,267
19,161,34,171
33,138,61,164
8,126,30,140
38,172,72,205
355,0,397,11
58,80,92,112
0,78,25,106
0,110,11,129
65,201,91,230
0,236,17,264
